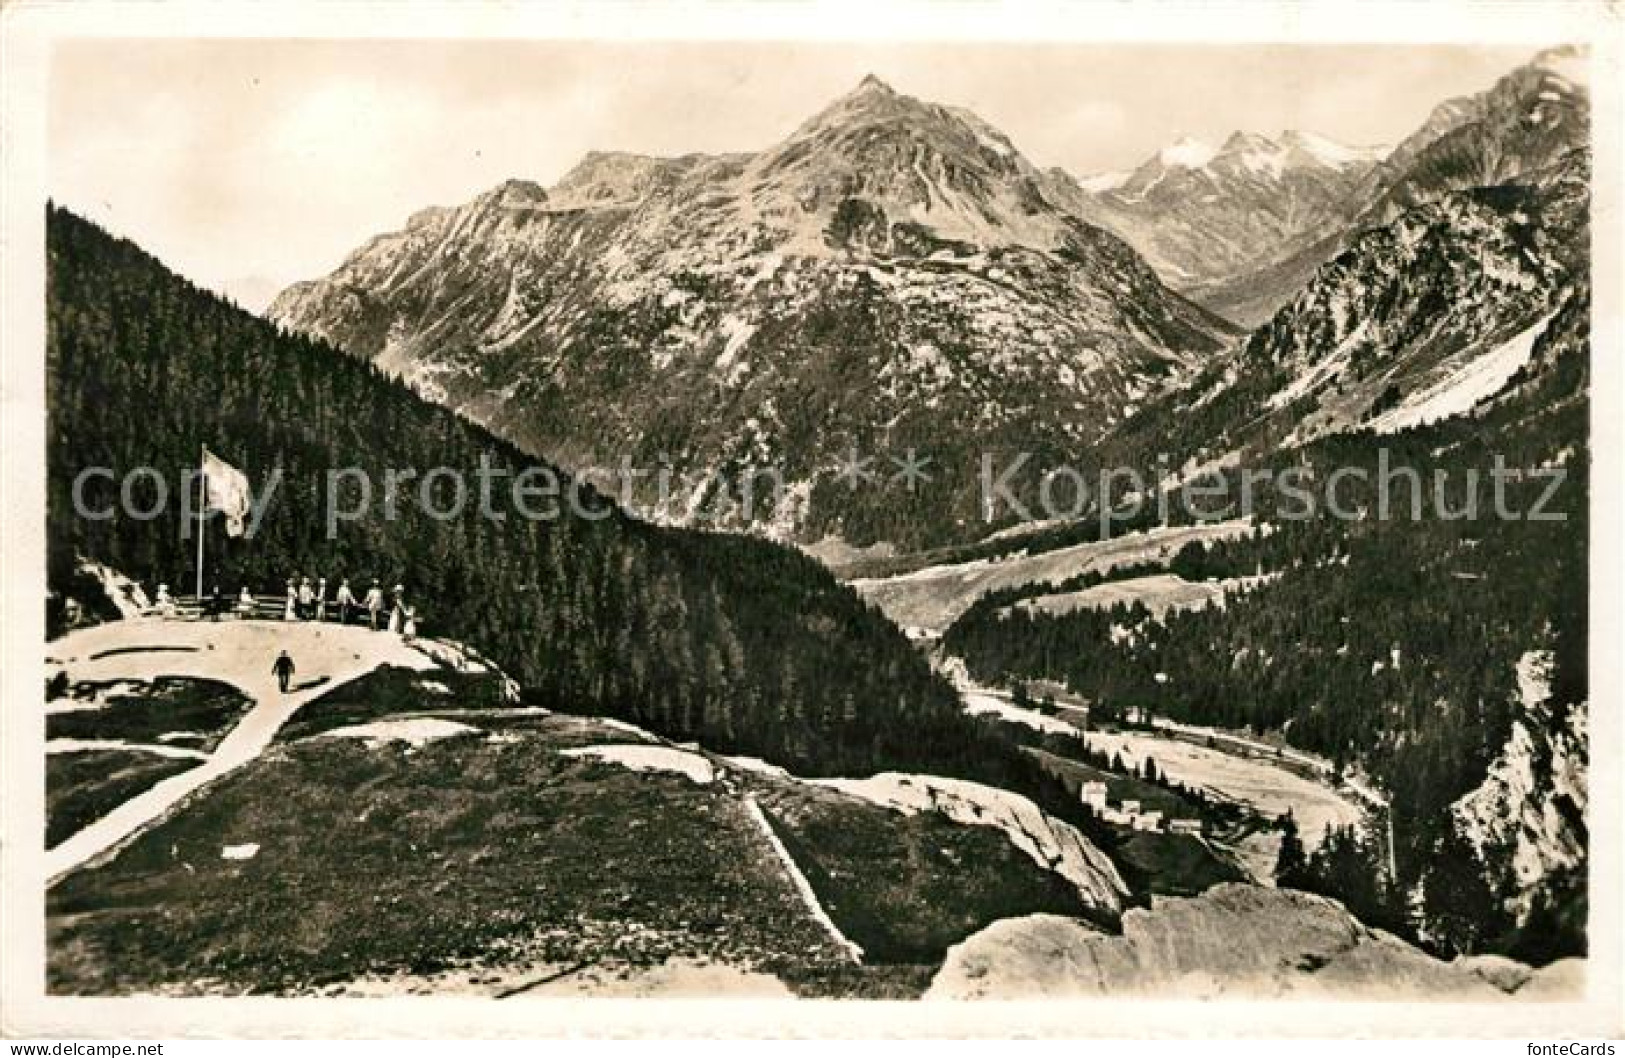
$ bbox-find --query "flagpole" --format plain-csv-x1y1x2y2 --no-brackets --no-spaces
196,445,207,604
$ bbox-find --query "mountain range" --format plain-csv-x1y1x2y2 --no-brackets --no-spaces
1104,48,1588,476
271,49,1589,554
1068,130,1387,327
1194,46,1586,330
269,75,1235,550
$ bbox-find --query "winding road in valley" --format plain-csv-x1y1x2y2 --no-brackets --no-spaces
945,666,1373,850
848,517,1384,851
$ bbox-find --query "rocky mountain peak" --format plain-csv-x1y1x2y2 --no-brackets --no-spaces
1530,44,1588,88
1220,131,1276,155
268,74,1234,547
854,72,897,96
480,178,549,209
740,76,1085,254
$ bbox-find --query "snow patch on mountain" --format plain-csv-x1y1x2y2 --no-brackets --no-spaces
1078,169,1131,192
1158,136,1219,169
1368,314,1553,434
562,744,717,785
811,772,1127,911
270,75,1231,548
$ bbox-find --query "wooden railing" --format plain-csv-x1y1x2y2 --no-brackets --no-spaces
157,595,378,623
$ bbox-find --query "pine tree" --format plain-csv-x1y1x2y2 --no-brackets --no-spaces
1422,828,1511,958
1275,812,1308,888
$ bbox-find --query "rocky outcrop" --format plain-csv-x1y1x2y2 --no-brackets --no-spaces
926,884,1578,1000
1353,47,1589,229
1453,650,1588,927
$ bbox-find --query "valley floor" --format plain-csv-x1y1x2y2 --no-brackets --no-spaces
849,519,1255,635
940,661,1367,860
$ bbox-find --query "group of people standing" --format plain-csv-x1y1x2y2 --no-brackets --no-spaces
154,577,421,643
280,576,418,641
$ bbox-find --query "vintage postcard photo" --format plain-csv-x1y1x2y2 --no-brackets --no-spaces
1,0,1621,1041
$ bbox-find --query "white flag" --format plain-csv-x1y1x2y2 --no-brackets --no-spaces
202,447,252,537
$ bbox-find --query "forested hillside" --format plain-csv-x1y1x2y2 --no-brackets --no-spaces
944,285,1589,959
46,207,1087,808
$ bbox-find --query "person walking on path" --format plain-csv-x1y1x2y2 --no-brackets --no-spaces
364,580,385,630
402,605,418,644
273,650,296,694
334,578,357,625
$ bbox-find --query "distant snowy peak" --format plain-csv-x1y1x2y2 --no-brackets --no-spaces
1070,128,1388,324
1278,130,1389,168
1157,136,1218,169
1177,48,1590,327
785,72,954,145
1085,129,1385,189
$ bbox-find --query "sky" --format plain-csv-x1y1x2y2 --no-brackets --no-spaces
49,39,1533,312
